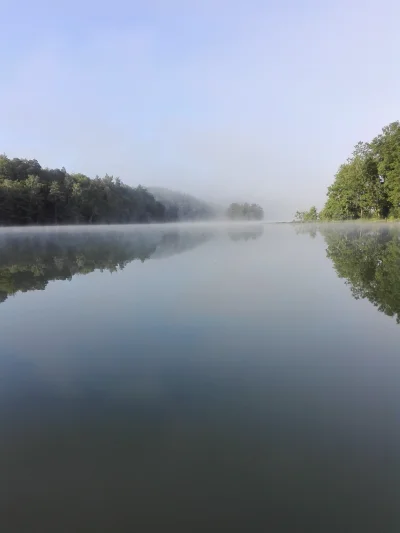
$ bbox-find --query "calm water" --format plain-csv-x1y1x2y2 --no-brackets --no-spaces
1,223,400,532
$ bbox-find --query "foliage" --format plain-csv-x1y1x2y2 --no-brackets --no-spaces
294,206,319,222
318,122,400,221
0,155,176,225
226,202,264,220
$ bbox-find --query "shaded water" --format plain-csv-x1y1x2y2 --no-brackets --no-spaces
1,223,400,532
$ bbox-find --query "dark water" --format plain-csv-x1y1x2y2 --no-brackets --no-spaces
1,223,400,532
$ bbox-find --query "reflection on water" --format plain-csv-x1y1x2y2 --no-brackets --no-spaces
296,224,400,324
0,228,209,303
1,223,400,533
227,225,264,241
0,225,264,304
323,226,400,322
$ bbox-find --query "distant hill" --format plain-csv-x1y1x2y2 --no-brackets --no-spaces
148,187,222,221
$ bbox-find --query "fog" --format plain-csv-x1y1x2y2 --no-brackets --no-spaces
1,0,400,219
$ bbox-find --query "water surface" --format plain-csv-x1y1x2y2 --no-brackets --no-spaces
1,223,400,532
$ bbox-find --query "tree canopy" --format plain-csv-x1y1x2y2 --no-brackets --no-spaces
294,121,400,221
294,206,319,223
226,202,264,221
323,122,399,220
0,155,176,225
0,154,269,226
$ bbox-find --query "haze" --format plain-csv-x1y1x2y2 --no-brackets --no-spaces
1,0,399,219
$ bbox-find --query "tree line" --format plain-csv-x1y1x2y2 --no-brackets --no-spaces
0,155,176,225
0,154,268,226
295,121,400,221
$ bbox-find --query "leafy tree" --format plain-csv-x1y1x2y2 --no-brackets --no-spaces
294,206,319,222
370,122,400,217
23,175,44,223
0,155,177,225
319,121,399,220
48,181,64,223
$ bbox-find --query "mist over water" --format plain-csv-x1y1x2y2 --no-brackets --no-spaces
1,223,400,532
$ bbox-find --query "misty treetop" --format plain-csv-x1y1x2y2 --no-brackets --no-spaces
148,187,221,220
226,202,264,221
0,154,268,226
0,155,175,225
296,121,400,221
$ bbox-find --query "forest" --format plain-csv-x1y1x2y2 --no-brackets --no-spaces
0,155,265,225
0,155,175,225
296,121,400,221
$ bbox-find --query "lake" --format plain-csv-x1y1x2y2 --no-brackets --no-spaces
1,222,400,532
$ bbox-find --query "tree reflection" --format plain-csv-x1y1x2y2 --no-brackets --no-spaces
293,223,317,239
321,225,400,323
0,229,212,304
227,225,264,241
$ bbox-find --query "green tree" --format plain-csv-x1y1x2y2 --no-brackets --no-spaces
321,121,399,220
370,121,400,217
23,175,44,223
294,206,319,222
0,154,178,226
48,181,64,223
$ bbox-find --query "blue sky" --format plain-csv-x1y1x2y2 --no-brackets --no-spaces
1,0,399,218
